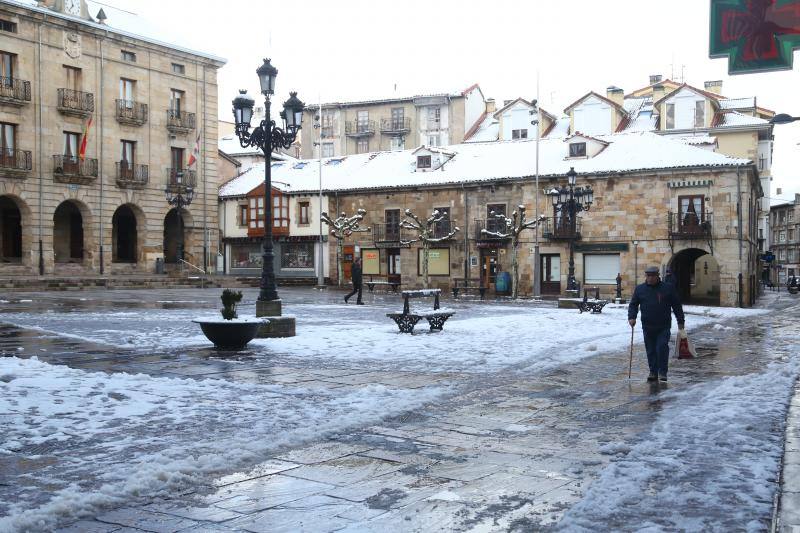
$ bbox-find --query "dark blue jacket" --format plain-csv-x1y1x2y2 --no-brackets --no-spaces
628,281,685,331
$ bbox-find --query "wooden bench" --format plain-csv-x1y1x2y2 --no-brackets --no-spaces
365,275,401,293
451,278,487,299
387,289,455,333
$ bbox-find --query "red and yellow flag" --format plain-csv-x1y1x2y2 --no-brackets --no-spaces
187,132,201,168
78,117,92,161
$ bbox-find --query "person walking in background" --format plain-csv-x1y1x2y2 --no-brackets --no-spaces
663,267,677,288
344,257,364,305
628,266,685,382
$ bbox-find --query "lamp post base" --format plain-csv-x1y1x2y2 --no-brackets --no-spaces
255,299,296,338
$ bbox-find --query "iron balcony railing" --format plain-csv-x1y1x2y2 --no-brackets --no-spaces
475,218,511,241
166,168,197,188
432,219,454,239
542,217,582,240
116,99,148,125
669,211,713,238
321,125,336,138
345,120,376,136
53,155,98,180
373,223,404,243
380,117,411,133
115,162,149,187
0,77,31,104
57,88,95,114
166,109,196,131
0,149,32,172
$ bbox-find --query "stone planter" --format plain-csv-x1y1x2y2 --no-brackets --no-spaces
192,317,267,349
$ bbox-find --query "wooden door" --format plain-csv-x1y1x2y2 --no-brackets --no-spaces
343,244,354,281
541,254,561,295
480,249,498,287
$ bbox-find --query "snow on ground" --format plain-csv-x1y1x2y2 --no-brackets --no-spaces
0,357,448,532
0,302,768,374
560,353,800,532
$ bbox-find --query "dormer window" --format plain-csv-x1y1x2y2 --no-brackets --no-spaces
569,142,586,158
666,103,675,129
694,101,705,128
512,129,528,140
417,155,431,169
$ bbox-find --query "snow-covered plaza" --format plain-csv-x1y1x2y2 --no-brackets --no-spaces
1,287,799,532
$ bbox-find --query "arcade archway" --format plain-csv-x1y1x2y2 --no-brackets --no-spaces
669,248,720,306
53,201,85,263
0,195,22,262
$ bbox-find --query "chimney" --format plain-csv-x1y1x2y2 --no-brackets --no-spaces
485,98,496,114
704,80,723,95
649,74,663,85
652,83,666,102
606,86,624,107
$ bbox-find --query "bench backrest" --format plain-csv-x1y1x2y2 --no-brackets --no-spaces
401,289,441,314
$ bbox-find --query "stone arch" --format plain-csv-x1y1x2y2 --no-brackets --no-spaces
53,199,92,264
669,248,720,306
163,207,194,264
112,203,146,263
0,194,32,264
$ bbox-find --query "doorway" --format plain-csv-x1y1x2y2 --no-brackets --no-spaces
53,201,84,263
480,248,498,287
669,248,720,306
342,244,354,281
0,196,22,262
112,205,138,263
163,208,184,263
387,248,401,284
541,254,561,295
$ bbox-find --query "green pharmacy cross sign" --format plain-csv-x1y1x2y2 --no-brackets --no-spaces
710,0,800,74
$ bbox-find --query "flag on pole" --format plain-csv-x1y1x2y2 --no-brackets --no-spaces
78,117,92,161
187,132,201,168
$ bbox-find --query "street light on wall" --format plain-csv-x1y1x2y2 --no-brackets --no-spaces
548,167,593,292
232,58,304,316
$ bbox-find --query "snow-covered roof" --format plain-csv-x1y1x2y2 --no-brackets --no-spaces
717,111,770,128
3,0,225,63
306,85,475,109
546,117,571,138
465,115,499,143
219,163,294,198
672,135,718,146
219,132,752,198
218,136,262,157
719,97,756,110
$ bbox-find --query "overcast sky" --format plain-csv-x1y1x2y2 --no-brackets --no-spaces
101,0,800,203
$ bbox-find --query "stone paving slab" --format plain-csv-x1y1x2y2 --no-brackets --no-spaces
95,507,200,532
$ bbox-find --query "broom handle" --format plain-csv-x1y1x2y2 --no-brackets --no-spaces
628,326,634,379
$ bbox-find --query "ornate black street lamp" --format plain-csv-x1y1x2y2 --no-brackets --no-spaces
232,58,304,311
548,167,593,292
164,174,194,264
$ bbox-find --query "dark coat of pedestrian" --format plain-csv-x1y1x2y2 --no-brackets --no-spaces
628,266,685,382
663,268,677,287
344,258,364,305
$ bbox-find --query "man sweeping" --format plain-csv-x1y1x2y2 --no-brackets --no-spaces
628,266,685,382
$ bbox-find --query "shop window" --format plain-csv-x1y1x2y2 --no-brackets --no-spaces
281,242,314,268
417,248,450,276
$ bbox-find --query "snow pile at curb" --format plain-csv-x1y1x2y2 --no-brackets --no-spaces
0,357,448,532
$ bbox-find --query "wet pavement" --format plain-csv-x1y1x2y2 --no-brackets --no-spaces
1,287,799,532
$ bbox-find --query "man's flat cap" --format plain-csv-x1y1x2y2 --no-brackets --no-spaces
644,266,660,274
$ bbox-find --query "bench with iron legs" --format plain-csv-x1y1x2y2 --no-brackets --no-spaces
386,288,455,333
451,278,487,299
574,287,608,313
365,276,401,292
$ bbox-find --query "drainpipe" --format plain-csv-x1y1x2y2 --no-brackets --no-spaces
335,191,340,286
37,22,43,275
737,167,744,307
462,182,468,280
98,34,105,274
202,65,208,273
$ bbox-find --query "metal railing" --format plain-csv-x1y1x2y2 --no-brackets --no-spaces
166,168,197,188
542,217,582,240
166,109,196,131
0,77,31,103
474,218,511,240
373,223,403,243
380,117,411,133
115,162,149,186
53,155,98,179
669,212,713,238
345,120,376,136
57,88,95,114
115,99,148,124
0,149,32,171
432,219,454,239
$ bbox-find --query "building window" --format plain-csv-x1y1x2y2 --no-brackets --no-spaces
321,143,334,157
171,63,185,75
273,194,289,228
781,212,786,223
391,107,405,129
427,107,441,130
64,65,81,91
694,101,705,128
63,131,80,158
281,242,314,269
249,197,264,228
120,140,135,167
779,248,786,260
170,89,184,113
790,229,796,242
569,142,587,157
171,147,184,170
356,110,369,133
512,129,528,140
321,110,336,138
121,50,136,63
0,19,17,33
679,195,705,228
665,103,675,129
417,247,450,276
238,204,247,227
789,211,795,222
0,122,16,154
780,231,787,243
356,139,369,154
417,155,431,169
119,78,135,103
427,135,441,147
385,209,400,240
584,254,621,285
389,136,404,151
298,201,310,225
0,52,13,79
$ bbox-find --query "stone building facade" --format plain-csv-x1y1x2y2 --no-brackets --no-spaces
768,195,800,286
0,0,225,276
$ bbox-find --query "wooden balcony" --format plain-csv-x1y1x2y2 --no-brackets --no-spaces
669,212,713,239
57,88,94,118
0,149,32,178
116,99,148,126
0,77,31,107
53,155,97,184
116,162,149,189
166,109,195,134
